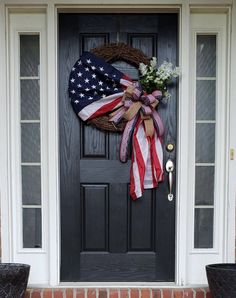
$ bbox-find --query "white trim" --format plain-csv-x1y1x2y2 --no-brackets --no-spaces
187,12,231,284
175,0,190,287
0,0,235,288
0,2,12,263
7,12,49,284
47,3,61,286
227,0,236,262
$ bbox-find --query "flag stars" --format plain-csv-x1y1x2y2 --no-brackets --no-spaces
91,66,96,70
74,100,79,104
105,73,108,76
114,88,118,91
79,93,85,98
84,78,90,83
92,85,96,89
86,59,92,64
99,67,104,71
106,86,110,90
113,74,116,78
70,78,75,83
88,96,93,100
102,94,106,98
98,81,103,86
100,88,104,91
78,60,82,65
72,67,76,71
77,84,82,88
85,67,89,72
92,74,96,79
85,88,90,92
70,90,75,94
77,72,82,77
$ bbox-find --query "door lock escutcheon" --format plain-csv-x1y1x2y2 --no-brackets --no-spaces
166,143,175,152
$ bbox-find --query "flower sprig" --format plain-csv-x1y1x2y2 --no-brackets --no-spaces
139,57,180,98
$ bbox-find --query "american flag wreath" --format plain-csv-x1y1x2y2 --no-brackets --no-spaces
68,48,180,200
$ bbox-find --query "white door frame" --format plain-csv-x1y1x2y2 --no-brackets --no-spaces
0,0,235,287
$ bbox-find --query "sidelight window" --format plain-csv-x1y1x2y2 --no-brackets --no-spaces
20,34,42,248
194,35,216,248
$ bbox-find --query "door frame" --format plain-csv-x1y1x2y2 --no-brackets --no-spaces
55,5,188,286
0,1,235,287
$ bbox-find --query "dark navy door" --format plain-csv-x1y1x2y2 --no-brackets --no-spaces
59,13,178,282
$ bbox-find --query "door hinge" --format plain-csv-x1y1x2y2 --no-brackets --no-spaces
230,148,234,160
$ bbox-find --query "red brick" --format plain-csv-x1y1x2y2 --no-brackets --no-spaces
77,289,85,298
131,289,139,298
206,290,212,298
88,289,97,298
43,289,53,298
141,289,150,298
54,289,63,298
99,289,107,298
173,289,183,298
66,289,74,298
110,289,119,298
152,289,161,298
31,289,41,298
195,289,204,298
120,289,129,298
183,289,194,298
24,290,31,298
163,289,172,298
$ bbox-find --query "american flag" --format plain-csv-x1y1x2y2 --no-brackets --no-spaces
68,52,130,121
68,51,164,200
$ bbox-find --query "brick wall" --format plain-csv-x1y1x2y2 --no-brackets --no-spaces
24,288,212,298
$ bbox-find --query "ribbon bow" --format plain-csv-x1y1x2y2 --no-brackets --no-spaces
110,81,165,200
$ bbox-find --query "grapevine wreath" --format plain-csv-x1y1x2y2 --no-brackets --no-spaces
68,43,180,200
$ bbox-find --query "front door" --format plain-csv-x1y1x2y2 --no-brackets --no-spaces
59,13,178,282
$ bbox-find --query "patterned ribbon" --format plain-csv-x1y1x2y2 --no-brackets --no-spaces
109,82,165,200
110,82,164,162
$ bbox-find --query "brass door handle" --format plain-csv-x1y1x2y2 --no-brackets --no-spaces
165,159,174,201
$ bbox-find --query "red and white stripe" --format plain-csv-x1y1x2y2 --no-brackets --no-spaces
78,78,132,121
130,118,164,200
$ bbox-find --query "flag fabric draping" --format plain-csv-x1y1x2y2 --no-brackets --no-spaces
68,51,164,200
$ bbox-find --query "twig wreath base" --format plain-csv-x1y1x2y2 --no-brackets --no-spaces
88,43,149,132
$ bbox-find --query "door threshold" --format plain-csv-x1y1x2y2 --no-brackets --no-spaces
59,282,177,288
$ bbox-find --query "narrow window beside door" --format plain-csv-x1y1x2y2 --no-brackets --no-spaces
20,34,42,248
194,35,216,249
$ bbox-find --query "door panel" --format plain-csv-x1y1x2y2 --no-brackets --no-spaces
59,13,177,281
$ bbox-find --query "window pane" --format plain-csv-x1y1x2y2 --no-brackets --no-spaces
23,208,42,248
194,208,213,248
195,166,214,205
196,80,216,121
197,35,216,77
22,166,41,205
21,123,41,163
20,35,40,77
21,79,40,120
195,123,215,163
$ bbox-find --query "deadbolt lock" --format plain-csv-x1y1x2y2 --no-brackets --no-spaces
166,143,174,152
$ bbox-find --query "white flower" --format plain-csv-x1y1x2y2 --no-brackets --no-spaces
150,57,157,69
139,56,180,96
139,63,148,76
172,67,181,77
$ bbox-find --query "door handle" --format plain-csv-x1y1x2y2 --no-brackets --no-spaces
165,159,174,201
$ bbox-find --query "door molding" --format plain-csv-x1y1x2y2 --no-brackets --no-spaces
0,2,234,287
